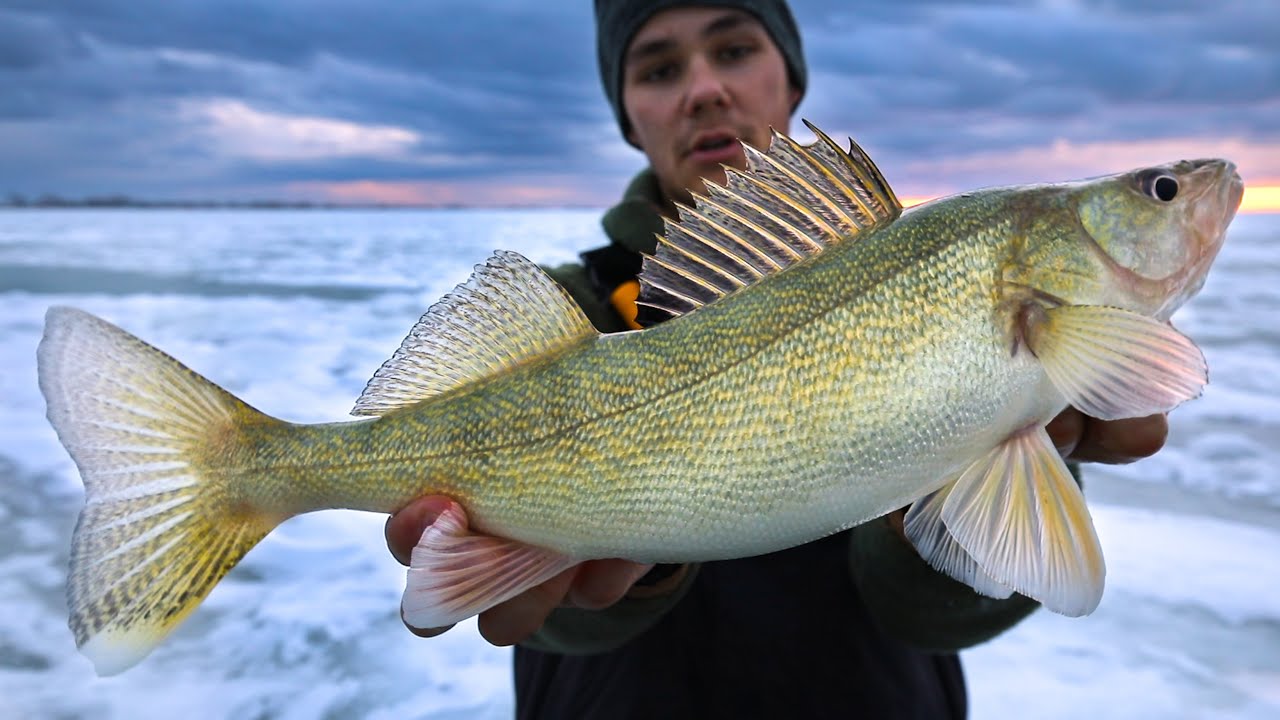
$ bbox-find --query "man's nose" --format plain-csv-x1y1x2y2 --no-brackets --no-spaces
682,56,729,115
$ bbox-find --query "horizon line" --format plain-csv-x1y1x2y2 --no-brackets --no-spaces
4,185,1277,214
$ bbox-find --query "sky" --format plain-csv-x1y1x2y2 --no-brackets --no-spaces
1,0,1277,210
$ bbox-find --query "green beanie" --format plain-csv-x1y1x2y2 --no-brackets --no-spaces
594,0,807,143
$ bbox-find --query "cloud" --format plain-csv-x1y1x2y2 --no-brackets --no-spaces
0,3,625,200
0,0,1276,203
180,99,422,163
895,135,1280,194
0,9,87,71
795,0,1279,149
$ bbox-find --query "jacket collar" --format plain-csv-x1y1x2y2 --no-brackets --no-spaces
600,168,666,256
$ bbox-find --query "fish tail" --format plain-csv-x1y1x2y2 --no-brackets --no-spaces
38,307,285,675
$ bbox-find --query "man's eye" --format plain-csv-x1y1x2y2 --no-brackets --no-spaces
719,44,754,62
641,63,678,83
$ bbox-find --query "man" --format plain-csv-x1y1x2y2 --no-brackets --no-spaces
386,2,1169,717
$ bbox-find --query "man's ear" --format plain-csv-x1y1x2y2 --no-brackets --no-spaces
625,124,641,149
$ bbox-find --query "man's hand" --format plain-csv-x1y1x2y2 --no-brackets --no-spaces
384,496,654,645
1045,408,1168,464
389,411,1169,640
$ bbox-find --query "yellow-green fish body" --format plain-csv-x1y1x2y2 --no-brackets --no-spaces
324,199,1047,556
38,123,1242,675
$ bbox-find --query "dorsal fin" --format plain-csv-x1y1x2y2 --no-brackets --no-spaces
637,121,902,323
352,250,596,416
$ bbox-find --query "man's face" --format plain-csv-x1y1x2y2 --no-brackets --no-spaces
621,7,800,210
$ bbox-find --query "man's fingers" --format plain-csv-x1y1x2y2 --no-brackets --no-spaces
1047,409,1169,465
477,567,580,646
1045,408,1085,457
386,500,651,645
385,495,458,566
405,559,654,646
389,496,460,637
1073,413,1168,464
566,560,654,609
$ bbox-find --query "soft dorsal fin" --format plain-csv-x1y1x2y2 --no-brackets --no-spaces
352,250,596,416
638,120,903,323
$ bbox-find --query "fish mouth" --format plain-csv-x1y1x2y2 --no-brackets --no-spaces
1163,158,1243,315
1180,158,1242,276
1125,158,1242,318
1184,158,1243,243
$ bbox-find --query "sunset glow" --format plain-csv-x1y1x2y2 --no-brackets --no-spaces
289,179,604,207
1243,185,1280,214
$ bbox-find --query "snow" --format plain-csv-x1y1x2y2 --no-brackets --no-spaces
1,208,1276,718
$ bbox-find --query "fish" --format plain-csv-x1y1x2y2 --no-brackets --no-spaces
37,121,1243,676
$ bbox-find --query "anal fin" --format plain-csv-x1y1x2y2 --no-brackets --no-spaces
940,426,1105,616
905,484,1014,600
400,502,580,631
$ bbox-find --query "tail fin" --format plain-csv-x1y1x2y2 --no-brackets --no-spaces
38,307,284,675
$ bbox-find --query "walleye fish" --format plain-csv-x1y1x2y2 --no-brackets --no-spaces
38,122,1242,676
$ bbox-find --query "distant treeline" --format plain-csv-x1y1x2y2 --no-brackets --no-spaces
2,193,598,210
3,193,348,209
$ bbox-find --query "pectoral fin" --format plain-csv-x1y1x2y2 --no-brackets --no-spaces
400,502,579,630
905,485,1014,599
941,427,1105,616
1024,305,1207,420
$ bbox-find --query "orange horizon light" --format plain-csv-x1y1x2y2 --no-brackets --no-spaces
1241,185,1280,214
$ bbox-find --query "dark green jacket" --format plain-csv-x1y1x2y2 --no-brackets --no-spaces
515,169,1040,720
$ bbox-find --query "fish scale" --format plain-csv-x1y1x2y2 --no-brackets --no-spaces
232,194,1037,559
37,123,1241,674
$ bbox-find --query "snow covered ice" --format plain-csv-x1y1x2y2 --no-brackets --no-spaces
1,209,1276,718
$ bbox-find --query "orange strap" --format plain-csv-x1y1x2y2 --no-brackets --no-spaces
609,279,643,330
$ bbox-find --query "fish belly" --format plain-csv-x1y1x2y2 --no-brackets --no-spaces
444,306,1060,563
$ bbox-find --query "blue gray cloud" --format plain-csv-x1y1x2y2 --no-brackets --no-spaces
0,0,1275,203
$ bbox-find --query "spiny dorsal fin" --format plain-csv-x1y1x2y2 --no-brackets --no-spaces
352,250,596,416
637,120,903,323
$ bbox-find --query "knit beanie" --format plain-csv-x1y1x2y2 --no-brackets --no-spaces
595,0,807,143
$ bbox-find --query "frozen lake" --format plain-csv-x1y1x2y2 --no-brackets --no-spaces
1,208,1276,718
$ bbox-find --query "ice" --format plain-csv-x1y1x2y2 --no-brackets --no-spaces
966,504,1280,718
2,208,1277,718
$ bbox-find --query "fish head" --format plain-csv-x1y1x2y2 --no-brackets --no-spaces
1068,158,1243,319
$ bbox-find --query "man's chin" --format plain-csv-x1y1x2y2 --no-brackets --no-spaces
681,162,735,194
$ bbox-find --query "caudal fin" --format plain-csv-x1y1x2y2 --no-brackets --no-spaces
38,307,284,675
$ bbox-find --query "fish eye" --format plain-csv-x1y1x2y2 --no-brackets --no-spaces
1139,170,1179,202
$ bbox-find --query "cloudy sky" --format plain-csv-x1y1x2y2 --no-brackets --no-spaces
1,0,1276,209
